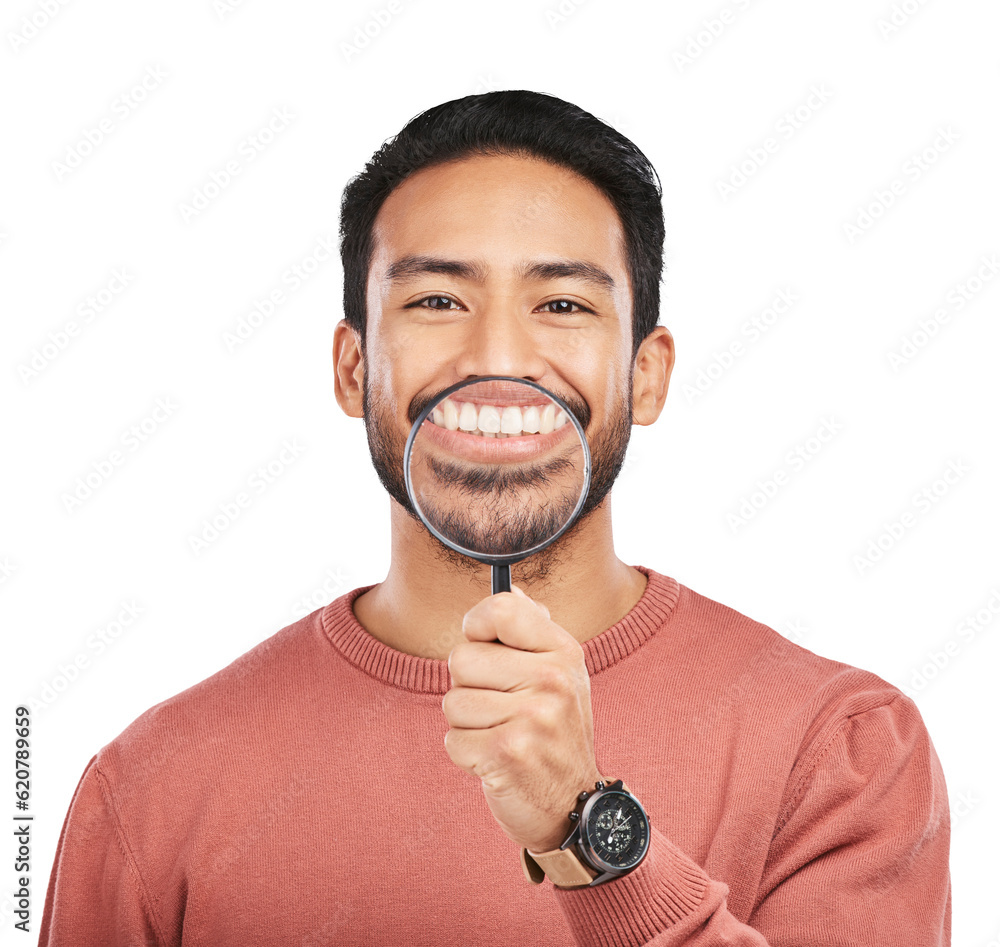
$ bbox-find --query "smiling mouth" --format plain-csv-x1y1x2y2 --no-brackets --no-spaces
428,397,569,437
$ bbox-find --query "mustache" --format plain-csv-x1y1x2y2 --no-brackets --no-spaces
408,385,591,432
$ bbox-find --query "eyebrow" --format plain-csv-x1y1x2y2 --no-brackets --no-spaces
384,255,616,292
385,255,488,284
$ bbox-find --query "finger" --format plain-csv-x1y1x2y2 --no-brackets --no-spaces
443,725,490,778
448,640,536,691
442,686,517,729
462,592,566,652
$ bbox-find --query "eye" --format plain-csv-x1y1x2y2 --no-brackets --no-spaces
409,295,463,311
538,299,592,315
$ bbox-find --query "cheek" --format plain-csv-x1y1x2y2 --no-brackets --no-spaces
553,326,628,413
366,329,449,425
361,344,403,423
374,324,417,369
377,318,460,371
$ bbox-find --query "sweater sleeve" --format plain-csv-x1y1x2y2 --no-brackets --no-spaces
552,693,951,946
38,754,164,947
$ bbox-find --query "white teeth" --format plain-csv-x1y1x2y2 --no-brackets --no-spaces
477,404,502,433
442,399,459,431
500,406,523,434
458,401,478,431
431,399,564,436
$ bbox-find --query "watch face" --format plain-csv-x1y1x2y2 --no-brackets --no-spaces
582,791,649,871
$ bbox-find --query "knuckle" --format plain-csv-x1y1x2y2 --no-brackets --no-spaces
441,690,457,716
489,596,514,622
525,699,559,732
536,662,569,693
499,726,531,764
448,645,469,678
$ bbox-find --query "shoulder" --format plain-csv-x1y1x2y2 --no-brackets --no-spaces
666,576,912,741
92,605,330,787
667,578,944,803
673,580,885,681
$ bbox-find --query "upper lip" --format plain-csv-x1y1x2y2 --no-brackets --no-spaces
434,381,566,407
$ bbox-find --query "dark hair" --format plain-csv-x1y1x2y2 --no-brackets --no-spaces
339,89,664,360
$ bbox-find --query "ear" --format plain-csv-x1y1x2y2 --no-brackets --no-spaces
333,319,365,419
632,326,674,425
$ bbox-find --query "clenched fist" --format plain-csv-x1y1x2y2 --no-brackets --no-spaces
443,585,605,854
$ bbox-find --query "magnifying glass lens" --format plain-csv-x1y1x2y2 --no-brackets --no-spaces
404,377,590,565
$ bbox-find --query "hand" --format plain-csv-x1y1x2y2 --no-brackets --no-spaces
442,585,604,854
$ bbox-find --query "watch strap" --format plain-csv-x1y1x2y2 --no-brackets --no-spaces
521,845,596,887
520,781,633,888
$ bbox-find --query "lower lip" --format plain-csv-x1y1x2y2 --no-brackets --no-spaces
417,417,575,463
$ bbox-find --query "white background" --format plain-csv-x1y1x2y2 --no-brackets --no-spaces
2,0,998,942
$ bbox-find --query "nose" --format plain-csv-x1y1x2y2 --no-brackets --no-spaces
452,297,548,382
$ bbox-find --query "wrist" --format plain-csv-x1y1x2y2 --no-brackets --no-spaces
526,770,606,855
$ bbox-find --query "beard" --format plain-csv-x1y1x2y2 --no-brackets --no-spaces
361,359,634,582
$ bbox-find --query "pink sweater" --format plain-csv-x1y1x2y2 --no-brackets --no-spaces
39,567,951,945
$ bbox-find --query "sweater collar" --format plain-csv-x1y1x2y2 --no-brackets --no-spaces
320,566,679,694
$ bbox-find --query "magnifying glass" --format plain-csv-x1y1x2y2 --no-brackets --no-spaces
403,376,591,594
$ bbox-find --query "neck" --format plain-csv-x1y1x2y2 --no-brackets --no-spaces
352,495,647,660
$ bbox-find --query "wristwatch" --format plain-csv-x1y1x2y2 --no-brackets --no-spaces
520,779,650,888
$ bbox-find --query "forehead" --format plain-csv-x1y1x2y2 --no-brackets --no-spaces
369,153,628,276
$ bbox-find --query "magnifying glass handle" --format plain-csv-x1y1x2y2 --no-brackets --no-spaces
491,564,511,595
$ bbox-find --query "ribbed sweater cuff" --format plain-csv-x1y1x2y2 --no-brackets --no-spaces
552,827,711,947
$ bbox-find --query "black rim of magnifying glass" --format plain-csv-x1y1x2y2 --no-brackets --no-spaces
403,375,593,573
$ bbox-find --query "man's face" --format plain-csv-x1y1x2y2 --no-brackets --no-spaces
360,153,637,575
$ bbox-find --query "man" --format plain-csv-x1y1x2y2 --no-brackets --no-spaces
40,90,950,945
